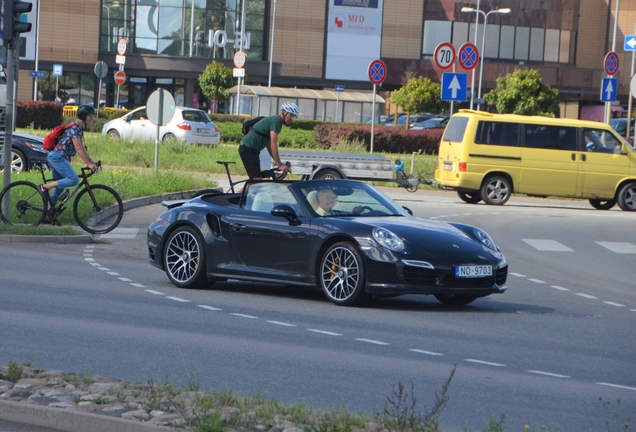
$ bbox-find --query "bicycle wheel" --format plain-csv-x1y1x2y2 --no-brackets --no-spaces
0,181,46,227
73,184,123,234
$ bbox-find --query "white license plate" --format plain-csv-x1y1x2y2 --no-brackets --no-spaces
197,128,210,133
443,164,452,171
455,265,492,278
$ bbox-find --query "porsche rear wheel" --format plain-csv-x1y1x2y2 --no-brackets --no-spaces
164,226,209,289
434,294,478,306
319,242,367,306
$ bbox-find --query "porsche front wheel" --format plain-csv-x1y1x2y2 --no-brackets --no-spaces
319,242,368,306
164,226,209,289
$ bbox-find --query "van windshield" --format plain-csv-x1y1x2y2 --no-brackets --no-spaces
442,117,469,142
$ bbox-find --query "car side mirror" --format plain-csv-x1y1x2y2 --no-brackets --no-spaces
124,115,131,122
402,206,414,216
271,204,302,226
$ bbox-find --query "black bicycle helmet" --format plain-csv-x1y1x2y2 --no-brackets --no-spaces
77,105,95,119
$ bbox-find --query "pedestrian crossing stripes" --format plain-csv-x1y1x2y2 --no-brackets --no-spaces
523,239,636,254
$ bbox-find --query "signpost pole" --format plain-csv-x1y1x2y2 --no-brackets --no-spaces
155,90,163,172
335,91,340,121
370,84,376,154
627,26,636,141
605,0,620,124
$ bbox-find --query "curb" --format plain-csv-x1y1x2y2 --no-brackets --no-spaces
0,189,217,244
0,400,173,432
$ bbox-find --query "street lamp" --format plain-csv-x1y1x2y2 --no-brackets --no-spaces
461,6,511,111
102,5,112,52
268,0,277,87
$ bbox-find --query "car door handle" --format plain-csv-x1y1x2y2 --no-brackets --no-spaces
231,223,246,232
571,153,576,161
581,154,586,162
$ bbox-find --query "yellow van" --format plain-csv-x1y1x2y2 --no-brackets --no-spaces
435,110,636,211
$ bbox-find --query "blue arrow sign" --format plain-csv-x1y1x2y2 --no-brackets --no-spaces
29,70,45,79
441,72,468,101
625,36,636,51
601,77,617,102
335,85,345,92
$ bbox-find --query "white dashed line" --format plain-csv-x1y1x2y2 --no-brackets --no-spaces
522,239,573,252
603,301,626,307
97,267,110,271
355,338,390,345
465,359,506,367
631,309,636,312
527,370,570,378
267,321,296,327
307,329,342,336
595,242,636,254
509,273,526,278
117,277,132,282
145,290,164,295
89,263,101,267
84,258,95,262
85,245,95,249
107,272,120,276
130,283,145,288
528,279,546,284
409,349,444,356
231,313,258,319
576,293,597,299
198,305,222,311
551,285,570,291
597,382,636,392
167,296,191,303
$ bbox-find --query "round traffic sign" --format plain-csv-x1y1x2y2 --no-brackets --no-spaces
458,43,479,71
434,42,456,70
117,38,127,56
234,51,246,68
114,70,126,85
94,61,108,79
604,51,620,75
146,89,176,127
368,59,387,85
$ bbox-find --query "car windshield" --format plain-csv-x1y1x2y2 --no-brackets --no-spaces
418,118,443,128
181,110,211,123
610,119,626,133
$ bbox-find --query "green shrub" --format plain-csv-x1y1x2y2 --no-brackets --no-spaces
16,101,63,129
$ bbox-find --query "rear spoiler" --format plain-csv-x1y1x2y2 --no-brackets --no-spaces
162,199,190,209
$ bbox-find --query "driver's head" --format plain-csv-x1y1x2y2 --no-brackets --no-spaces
317,188,338,211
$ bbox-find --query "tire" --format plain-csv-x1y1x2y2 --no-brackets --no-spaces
480,175,512,205
314,168,343,180
434,294,478,306
73,184,123,234
319,242,368,306
457,191,482,204
163,133,177,142
10,150,27,173
617,182,636,211
0,181,46,226
589,198,616,210
163,226,208,289
107,129,121,139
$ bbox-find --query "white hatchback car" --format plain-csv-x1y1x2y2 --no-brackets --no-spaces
102,106,220,145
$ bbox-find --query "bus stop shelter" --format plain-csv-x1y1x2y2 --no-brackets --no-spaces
229,85,385,123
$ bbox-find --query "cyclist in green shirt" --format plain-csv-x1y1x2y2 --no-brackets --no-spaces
239,102,298,179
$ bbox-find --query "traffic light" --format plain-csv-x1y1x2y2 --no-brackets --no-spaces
2,0,33,47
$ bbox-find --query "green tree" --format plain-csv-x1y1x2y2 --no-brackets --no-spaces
390,77,448,128
484,69,559,117
198,61,235,106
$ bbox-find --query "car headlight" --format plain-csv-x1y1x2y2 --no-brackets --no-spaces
373,227,405,252
473,228,497,250
25,141,46,153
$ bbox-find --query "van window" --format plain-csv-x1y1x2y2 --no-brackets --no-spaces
525,125,577,150
583,128,622,154
442,116,469,142
475,121,519,146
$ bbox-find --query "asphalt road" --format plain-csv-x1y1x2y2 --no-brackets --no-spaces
1,189,635,431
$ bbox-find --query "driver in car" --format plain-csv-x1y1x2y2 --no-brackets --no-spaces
315,188,366,216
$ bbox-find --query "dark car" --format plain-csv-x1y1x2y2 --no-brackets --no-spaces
411,117,449,130
1,132,48,173
148,179,508,306
386,114,435,129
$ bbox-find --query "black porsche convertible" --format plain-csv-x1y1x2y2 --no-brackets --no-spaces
148,179,508,306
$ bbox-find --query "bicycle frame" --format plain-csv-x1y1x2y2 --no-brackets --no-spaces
36,162,100,216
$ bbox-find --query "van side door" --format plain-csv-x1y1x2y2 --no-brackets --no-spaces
519,125,580,197
579,128,631,199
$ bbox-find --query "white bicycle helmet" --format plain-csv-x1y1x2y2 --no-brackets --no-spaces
281,102,299,116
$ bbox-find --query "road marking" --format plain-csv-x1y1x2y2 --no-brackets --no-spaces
100,228,140,240
576,293,597,299
118,277,132,282
551,285,570,291
130,283,145,288
597,382,636,391
267,320,296,327
356,338,390,345
97,267,110,271
509,272,526,277
89,262,101,267
167,296,191,303
527,370,570,378
198,305,222,311
307,329,342,336
595,242,636,254
84,258,95,262
528,279,546,284
603,301,626,307
145,290,164,295
464,359,506,367
85,245,95,249
522,239,573,252
231,313,258,319
409,349,444,356
107,272,120,276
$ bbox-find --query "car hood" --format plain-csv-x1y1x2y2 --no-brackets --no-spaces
13,132,43,142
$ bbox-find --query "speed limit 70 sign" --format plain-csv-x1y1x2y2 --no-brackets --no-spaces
434,42,456,70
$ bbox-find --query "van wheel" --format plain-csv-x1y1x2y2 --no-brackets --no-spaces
480,176,511,205
617,182,636,211
457,191,482,204
589,199,616,210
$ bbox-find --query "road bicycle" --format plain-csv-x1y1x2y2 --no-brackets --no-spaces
211,160,290,194
0,161,124,234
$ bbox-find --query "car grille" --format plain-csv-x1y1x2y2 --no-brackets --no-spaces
402,267,439,285
148,247,156,262
495,265,508,286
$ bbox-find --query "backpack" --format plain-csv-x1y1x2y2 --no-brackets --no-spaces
43,123,77,151
242,116,269,138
